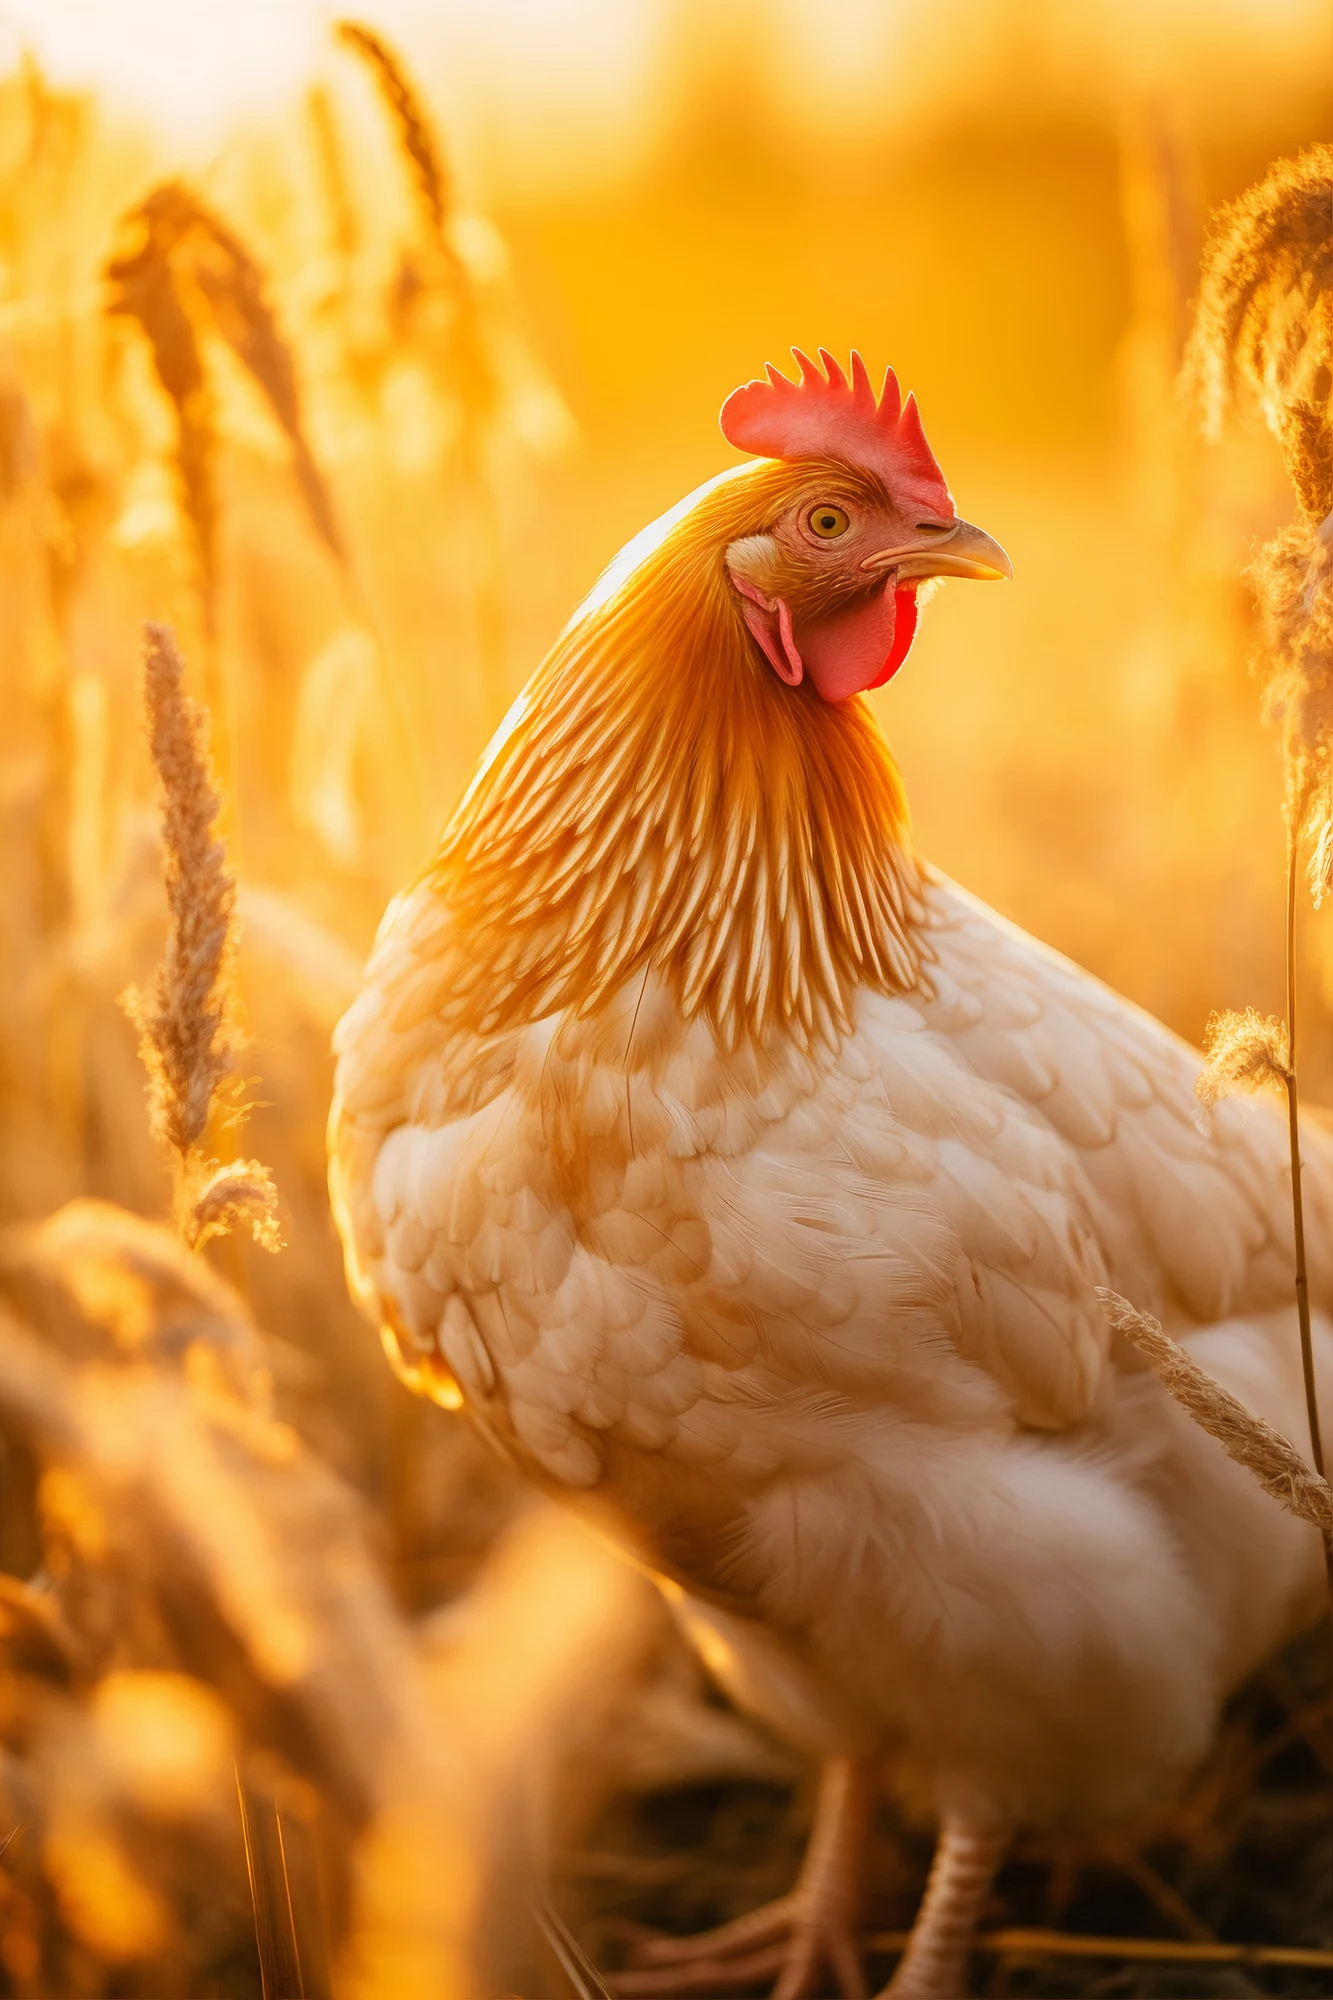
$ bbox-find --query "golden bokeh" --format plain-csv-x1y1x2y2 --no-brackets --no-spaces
0,2,1328,1993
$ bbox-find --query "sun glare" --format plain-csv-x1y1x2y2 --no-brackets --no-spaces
0,0,328,141
0,0,668,158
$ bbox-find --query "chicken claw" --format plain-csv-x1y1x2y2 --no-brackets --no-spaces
615,1758,872,2000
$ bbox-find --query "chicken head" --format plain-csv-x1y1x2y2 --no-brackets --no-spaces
721,348,1011,702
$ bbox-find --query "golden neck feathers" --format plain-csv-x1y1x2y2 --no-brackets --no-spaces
429,461,926,1050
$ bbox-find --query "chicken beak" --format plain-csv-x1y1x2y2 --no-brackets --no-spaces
861,517,1013,584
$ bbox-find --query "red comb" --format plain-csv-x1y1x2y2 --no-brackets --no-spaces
719,348,953,516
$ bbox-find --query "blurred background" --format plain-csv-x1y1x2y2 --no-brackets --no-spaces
0,1,1329,1994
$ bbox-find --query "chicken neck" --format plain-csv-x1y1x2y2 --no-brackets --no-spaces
426,462,927,1053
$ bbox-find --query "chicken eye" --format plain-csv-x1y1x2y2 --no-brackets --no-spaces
807,504,851,540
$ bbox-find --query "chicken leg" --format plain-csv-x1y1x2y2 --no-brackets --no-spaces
880,1819,1007,2000
616,1756,873,2000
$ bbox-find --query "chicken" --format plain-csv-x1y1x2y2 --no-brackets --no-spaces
329,349,1333,1999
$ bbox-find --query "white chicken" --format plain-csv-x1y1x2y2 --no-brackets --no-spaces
330,349,1332,1998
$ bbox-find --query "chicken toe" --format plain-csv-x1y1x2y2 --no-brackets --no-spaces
615,1757,872,2000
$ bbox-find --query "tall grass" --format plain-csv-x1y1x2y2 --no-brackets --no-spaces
1184,148,1333,1546
335,19,506,686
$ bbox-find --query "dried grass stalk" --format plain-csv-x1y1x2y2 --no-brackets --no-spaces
106,207,218,633
333,16,506,691
111,183,347,579
333,18,497,426
1097,1289,1333,1540
158,184,347,571
335,21,449,245
307,86,358,275
123,625,279,1254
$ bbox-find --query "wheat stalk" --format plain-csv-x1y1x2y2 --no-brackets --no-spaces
334,18,504,684
307,85,358,277
164,185,347,573
334,21,450,245
136,185,347,572
333,17,495,409
106,203,218,639
123,624,279,1255
110,182,350,616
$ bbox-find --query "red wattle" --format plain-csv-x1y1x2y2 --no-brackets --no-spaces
869,588,918,688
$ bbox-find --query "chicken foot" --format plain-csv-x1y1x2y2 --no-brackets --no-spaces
880,1819,1007,2000
615,1755,874,2000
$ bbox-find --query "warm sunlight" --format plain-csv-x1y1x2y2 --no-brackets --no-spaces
0,3,1329,1996
0,0,327,138
0,0,668,157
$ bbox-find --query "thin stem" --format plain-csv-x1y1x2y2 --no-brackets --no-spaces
1283,834,1333,1641
236,1766,306,2000
1285,835,1325,1477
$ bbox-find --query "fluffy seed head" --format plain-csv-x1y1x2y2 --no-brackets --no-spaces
1196,1007,1290,1109
1187,148,1333,848
1186,142,1332,517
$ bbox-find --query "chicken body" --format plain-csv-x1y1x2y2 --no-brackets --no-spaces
338,873,1330,1813
330,356,1332,1995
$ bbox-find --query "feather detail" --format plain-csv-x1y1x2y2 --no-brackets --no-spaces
408,456,922,1052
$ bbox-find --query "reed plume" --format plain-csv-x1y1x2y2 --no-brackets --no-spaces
123,624,279,1254
1186,148,1333,1512
1196,1007,1290,1107
1187,145,1332,502
1188,146,1333,850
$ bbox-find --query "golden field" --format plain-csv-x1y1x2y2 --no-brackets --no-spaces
0,1,1328,1993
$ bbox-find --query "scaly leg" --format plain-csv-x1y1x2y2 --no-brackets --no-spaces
881,1819,1007,2000
616,1756,873,2000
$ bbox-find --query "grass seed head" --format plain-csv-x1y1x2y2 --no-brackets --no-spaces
126,623,235,1165
1186,141,1332,511
124,625,279,1253
1098,1289,1333,1540
161,184,348,570
1196,1006,1290,1108
336,21,449,245
110,182,347,586
189,1160,281,1255
333,17,497,432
